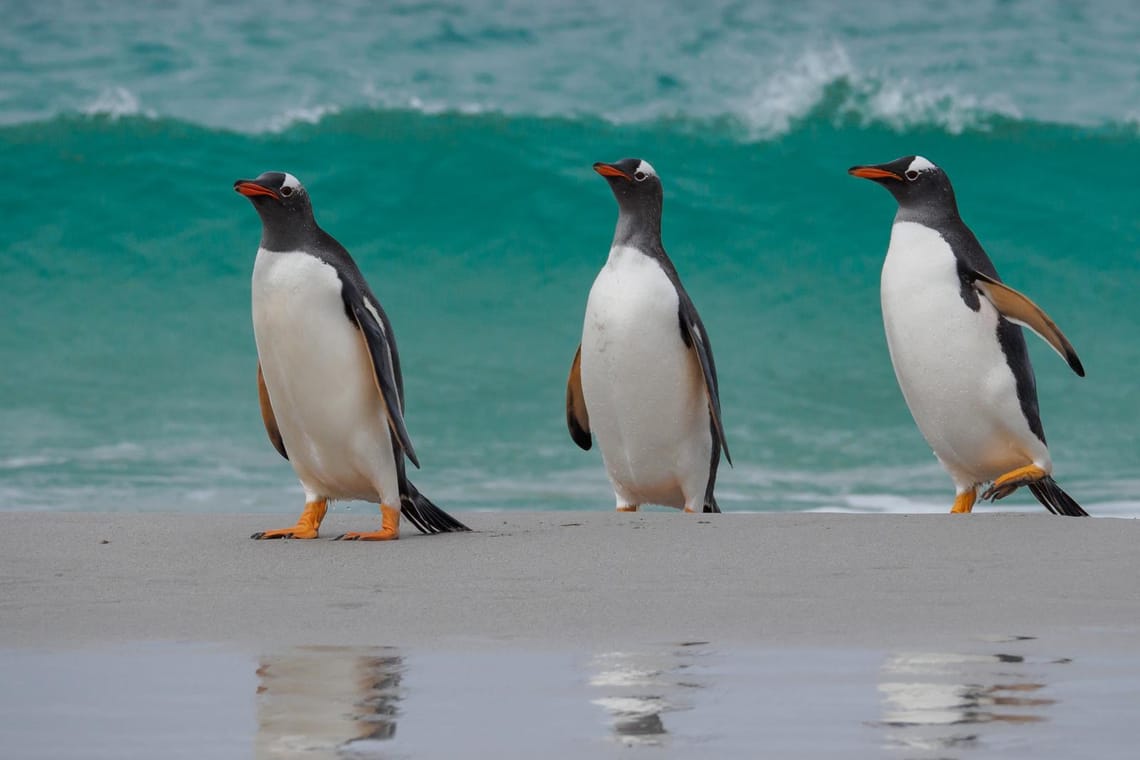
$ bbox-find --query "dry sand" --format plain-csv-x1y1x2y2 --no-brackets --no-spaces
1,511,1137,651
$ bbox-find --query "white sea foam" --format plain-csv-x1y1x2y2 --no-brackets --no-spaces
734,45,1023,139
736,44,859,137
81,87,155,120
25,45,1066,140
340,43,1026,140
262,103,341,133
179,39,1028,138
0,455,66,470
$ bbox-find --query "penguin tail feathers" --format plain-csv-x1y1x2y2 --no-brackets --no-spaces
401,483,472,534
1028,476,1089,517
702,497,722,514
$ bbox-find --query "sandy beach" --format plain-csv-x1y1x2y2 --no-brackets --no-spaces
2,511,1137,651
4,511,1140,758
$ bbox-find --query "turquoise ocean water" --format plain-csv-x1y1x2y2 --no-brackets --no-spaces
2,1,1138,515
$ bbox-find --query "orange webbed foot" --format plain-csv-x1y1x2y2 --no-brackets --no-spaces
250,526,320,540
334,529,399,541
333,504,400,542
250,499,327,540
950,490,978,514
982,465,1049,501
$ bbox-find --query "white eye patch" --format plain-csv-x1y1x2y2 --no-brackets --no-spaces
634,160,657,178
281,172,303,193
907,156,937,174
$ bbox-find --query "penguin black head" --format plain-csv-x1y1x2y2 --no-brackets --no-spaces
594,158,663,244
234,171,318,250
848,155,959,218
595,158,663,210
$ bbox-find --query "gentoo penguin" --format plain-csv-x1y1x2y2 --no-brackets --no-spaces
234,171,469,539
849,155,1087,516
566,158,731,513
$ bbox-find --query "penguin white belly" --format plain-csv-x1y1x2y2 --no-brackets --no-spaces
580,246,711,508
880,222,1048,485
251,249,397,503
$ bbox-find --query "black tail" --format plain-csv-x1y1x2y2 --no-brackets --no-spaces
1027,476,1089,517
703,496,722,514
401,482,471,534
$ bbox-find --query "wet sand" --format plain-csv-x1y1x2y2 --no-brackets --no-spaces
1,511,1137,651
7,639,1138,759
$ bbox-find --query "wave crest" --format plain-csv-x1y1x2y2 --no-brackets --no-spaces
11,43,1131,141
81,87,155,121
262,104,341,134
736,46,1022,138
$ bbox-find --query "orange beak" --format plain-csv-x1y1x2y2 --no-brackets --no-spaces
848,166,902,181
593,162,631,180
234,181,280,199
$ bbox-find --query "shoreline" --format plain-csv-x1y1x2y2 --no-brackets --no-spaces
1,511,1137,652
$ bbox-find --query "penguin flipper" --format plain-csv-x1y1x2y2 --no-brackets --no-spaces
257,362,288,461
677,301,732,465
970,272,1085,377
349,299,421,469
566,344,592,450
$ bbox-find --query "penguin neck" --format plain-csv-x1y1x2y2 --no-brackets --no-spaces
258,213,321,253
893,185,961,228
610,208,663,257
893,201,962,230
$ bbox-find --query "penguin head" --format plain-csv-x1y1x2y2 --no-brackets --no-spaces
234,172,320,250
594,158,663,215
594,159,664,245
848,156,958,216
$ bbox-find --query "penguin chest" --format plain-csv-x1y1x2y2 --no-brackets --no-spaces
250,249,393,500
880,223,1043,481
579,246,709,505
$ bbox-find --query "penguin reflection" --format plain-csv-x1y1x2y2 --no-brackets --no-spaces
878,650,1058,755
255,646,403,758
589,643,709,746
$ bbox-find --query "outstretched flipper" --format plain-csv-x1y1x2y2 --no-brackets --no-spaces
677,298,732,465
566,344,592,450
970,271,1085,376
257,362,288,461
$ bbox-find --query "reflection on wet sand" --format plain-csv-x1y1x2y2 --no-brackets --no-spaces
255,645,402,759
588,641,710,746
877,638,1066,757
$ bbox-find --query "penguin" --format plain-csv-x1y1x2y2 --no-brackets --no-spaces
566,159,731,513
234,171,469,539
848,155,1087,516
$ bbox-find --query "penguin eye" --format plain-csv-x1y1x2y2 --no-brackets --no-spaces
280,186,294,197
633,171,647,181
904,170,920,181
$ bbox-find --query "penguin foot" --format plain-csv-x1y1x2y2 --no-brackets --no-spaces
334,529,399,541
250,526,319,540
334,504,400,541
616,505,640,512
950,491,977,514
251,499,327,540
982,465,1049,501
